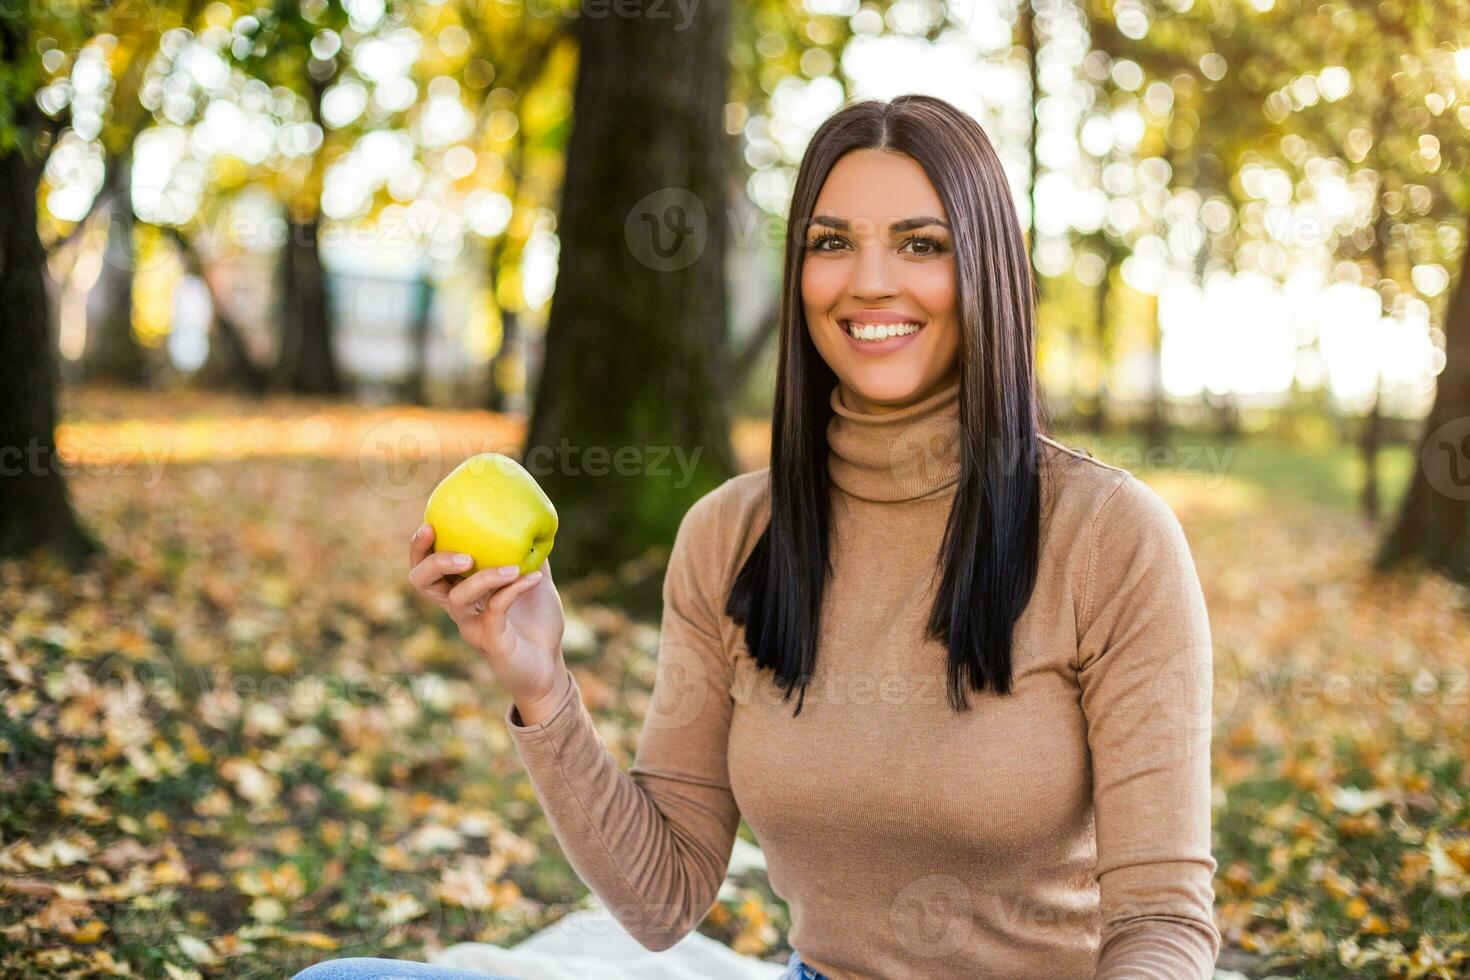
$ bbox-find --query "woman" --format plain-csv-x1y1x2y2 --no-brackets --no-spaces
300,94,1220,980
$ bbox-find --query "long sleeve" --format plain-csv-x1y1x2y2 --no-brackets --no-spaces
502,483,742,952
1075,473,1222,979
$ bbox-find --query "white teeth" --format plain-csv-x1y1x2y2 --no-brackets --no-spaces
844,321,922,341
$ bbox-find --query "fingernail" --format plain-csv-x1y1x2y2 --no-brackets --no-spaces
454,554,472,567
497,565,519,576
525,572,543,583
415,523,429,537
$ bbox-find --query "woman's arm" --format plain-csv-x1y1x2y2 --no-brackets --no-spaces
502,485,741,952
1075,473,1222,978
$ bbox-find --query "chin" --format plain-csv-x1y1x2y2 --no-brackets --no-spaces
838,366,931,408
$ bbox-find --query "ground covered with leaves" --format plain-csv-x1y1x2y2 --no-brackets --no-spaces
2,387,1469,978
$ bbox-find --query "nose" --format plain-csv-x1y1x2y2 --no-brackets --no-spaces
847,238,899,301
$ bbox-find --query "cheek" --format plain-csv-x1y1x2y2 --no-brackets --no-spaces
909,261,958,318
800,260,846,315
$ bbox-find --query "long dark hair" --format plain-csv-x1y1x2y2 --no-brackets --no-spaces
725,94,1051,717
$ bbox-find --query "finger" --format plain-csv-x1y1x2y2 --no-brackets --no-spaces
447,564,522,621
408,523,436,569
411,550,476,600
477,571,544,633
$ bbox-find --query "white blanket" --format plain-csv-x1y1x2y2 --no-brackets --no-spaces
430,904,787,980
430,839,786,980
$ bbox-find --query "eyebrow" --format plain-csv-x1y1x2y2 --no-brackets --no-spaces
809,215,950,233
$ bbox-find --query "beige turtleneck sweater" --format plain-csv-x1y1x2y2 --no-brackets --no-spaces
503,378,1220,979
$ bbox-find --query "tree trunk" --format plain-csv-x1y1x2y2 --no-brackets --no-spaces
84,153,149,386
1376,212,1470,583
1362,377,1382,520
524,0,736,580
484,230,522,414
1020,0,1039,275
1145,288,1167,449
407,274,434,405
1089,254,1114,435
167,227,269,395
0,134,102,566
728,305,778,400
1212,390,1239,437
486,309,519,413
1360,191,1393,521
273,214,342,395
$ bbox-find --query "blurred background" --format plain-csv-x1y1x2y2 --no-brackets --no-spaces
3,0,1470,977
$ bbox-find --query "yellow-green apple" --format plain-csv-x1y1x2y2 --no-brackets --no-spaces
423,453,558,575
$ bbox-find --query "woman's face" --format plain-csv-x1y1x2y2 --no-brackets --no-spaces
801,148,962,414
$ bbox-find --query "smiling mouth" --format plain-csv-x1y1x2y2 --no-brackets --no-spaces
841,320,925,342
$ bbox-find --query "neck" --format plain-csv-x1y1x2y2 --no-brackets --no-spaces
836,365,963,416
825,373,964,503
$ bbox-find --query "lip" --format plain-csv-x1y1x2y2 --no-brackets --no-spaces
837,317,927,356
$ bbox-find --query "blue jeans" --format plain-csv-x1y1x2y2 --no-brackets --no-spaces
782,946,830,979
289,947,825,979
288,960,517,980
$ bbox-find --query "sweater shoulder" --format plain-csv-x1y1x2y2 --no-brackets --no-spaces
1040,432,1176,501
717,466,772,512
1036,434,1133,512
1034,434,1190,559
1038,433,1129,480
1035,435,1188,569
675,468,770,560
700,467,770,520
668,471,770,629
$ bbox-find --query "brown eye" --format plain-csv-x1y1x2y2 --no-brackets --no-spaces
902,235,948,256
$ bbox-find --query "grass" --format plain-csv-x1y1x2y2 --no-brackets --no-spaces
1049,426,1417,515
1,389,1466,978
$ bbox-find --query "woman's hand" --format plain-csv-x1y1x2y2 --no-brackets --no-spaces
407,523,569,717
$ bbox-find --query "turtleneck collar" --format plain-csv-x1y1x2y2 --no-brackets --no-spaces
825,377,963,502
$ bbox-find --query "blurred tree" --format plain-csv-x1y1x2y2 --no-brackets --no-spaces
1379,210,1470,583
1087,0,1278,442
1020,0,1040,277
0,13,105,563
718,0,861,406
83,152,150,384
40,6,204,387
406,273,435,404
453,0,861,416
241,3,350,395
76,10,190,387
1371,9,1470,579
3,0,210,561
1097,0,1466,519
31,5,275,395
146,0,377,396
510,0,865,576
434,0,571,411
523,0,738,579
167,227,271,394
1250,0,1459,521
